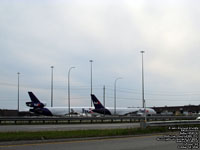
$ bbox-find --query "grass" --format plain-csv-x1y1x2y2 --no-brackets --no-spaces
1,124,199,142
0,127,171,142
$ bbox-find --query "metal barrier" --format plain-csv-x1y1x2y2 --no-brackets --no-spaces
146,120,200,127
0,116,197,125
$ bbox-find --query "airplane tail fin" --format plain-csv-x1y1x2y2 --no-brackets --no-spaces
28,92,40,103
91,94,105,109
26,92,44,108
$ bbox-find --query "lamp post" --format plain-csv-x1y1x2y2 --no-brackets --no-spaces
68,67,75,116
140,51,147,123
114,77,122,115
50,66,54,107
89,60,93,107
140,51,145,108
17,72,20,112
103,85,105,116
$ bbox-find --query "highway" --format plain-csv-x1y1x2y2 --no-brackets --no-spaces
0,134,178,150
0,123,140,132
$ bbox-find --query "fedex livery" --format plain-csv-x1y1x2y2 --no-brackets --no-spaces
26,92,93,116
91,94,156,116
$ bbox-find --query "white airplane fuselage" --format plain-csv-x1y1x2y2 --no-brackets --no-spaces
91,107,156,116
45,107,93,116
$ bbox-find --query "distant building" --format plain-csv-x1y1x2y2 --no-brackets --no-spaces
152,105,200,115
0,109,18,116
0,109,31,116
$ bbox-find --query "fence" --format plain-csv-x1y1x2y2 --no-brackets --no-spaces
0,116,197,125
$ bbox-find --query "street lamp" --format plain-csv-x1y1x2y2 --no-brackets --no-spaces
103,85,106,116
114,77,122,115
50,66,54,107
140,51,145,108
140,51,147,123
17,72,20,112
89,60,93,107
68,67,75,116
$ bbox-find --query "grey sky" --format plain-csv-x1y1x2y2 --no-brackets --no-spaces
1,0,200,110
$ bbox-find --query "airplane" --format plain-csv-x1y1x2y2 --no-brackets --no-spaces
90,94,156,116
26,92,93,116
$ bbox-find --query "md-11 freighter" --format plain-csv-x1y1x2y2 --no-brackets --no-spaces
91,94,156,116
26,92,93,116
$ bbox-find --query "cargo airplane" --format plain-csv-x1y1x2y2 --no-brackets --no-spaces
90,94,156,116
26,92,93,116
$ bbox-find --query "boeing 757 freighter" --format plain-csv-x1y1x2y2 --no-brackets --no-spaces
26,92,93,116
91,94,156,116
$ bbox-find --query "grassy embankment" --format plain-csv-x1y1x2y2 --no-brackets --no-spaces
1,125,199,142
0,127,170,141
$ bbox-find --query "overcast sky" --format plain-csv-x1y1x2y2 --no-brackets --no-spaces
1,0,200,111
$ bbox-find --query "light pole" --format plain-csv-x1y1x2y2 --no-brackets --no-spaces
114,77,122,115
103,85,105,116
140,51,147,123
17,72,20,112
89,60,93,107
140,51,145,108
50,66,54,107
68,67,75,116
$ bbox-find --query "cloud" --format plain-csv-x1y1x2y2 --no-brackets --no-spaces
1,0,200,110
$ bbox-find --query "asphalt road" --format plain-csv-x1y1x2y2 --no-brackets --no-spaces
0,134,179,150
0,123,140,132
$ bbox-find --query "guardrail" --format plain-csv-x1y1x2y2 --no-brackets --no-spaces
146,120,200,127
0,116,198,125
